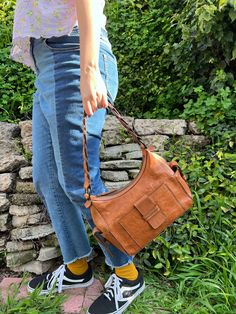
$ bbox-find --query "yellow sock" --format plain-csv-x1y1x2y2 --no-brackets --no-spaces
67,258,88,275
115,263,138,281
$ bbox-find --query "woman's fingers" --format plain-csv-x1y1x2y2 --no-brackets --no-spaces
96,91,108,109
81,69,109,116
89,92,98,113
84,99,93,117
100,93,108,108
83,92,97,116
84,94,108,116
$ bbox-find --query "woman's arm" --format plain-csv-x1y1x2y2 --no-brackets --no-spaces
76,0,108,117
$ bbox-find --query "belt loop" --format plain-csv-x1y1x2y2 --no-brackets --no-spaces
69,24,79,37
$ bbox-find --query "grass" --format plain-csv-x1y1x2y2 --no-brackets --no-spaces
128,266,236,314
127,272,173,314
1,266,236,314
0,273,67,314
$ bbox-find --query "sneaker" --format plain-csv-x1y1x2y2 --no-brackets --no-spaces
27,263,94,295
87,270,145,314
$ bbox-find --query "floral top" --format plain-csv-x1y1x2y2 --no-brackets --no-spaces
10,0,107,73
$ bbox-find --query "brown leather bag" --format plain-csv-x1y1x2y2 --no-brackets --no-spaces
82,103,193,256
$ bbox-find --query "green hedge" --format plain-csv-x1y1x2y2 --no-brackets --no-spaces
0,0,35,123
1,0,235,123
105,0,236,119
105,0,183,117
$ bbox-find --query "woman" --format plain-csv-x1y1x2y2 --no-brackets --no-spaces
10,1,145,313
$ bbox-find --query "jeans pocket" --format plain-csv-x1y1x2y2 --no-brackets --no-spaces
29,37,39,75
42,36,80,52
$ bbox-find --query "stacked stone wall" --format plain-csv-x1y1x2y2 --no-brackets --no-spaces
0,117,208,274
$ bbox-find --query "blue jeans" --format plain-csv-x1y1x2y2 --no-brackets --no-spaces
30,25,133,268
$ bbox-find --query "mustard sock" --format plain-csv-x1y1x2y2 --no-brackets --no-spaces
115,262,139,281
67,258,89,275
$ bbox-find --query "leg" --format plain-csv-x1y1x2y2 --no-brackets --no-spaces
29,87,94,294
32,29,133,269
30,29,145,308
32,89,92,264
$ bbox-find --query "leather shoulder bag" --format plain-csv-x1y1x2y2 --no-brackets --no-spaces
83,102,193,256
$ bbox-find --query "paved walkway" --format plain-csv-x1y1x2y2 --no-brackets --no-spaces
0,277,103,313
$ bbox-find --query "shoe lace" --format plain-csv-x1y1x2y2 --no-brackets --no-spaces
103,274,123,310
46,264,65,293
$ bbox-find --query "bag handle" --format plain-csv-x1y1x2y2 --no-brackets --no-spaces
82,94,147,200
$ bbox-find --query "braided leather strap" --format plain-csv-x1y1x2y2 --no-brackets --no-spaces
82,112,91,199
82,102,147,200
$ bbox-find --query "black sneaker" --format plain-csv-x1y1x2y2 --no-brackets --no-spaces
27,263,94,295
87,270,145,314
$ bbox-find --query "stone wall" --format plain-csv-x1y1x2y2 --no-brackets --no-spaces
0,116,208,274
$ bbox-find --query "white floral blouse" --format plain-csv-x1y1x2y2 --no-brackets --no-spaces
10,0,106,73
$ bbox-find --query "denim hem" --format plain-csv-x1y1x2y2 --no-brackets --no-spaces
64,247,93,265
104,257,134,270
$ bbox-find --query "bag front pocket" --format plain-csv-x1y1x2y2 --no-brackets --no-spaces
116,183,186,250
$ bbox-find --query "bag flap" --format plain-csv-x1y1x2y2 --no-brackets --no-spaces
134,195,166,229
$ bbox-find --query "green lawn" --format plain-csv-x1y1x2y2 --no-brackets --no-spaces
1,268,236,314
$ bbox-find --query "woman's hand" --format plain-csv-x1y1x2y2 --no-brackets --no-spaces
80,66,108,117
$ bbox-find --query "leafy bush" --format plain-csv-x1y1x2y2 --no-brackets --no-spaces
105,0,183,117
105,0,236,118
181,79,236,138
0,0,35,123
1,0,235,122
138,136,236,312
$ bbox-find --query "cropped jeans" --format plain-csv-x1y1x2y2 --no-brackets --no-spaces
29,25,133,268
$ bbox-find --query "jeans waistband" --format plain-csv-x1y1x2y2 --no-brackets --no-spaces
72,25,111,49
40,25,111,50
70,24,108,37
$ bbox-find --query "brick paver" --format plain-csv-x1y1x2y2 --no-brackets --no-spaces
0,277,103,313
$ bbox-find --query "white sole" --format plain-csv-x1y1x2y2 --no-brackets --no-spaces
27,276,94,295
87,281,145,314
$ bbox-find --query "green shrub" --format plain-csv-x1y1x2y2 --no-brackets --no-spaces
1,0,235,122
105,0,183,117
105,0,236,118
0,0,35,123
181,79,236,138
138,137,236,311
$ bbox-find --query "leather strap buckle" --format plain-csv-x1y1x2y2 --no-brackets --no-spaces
134,195,166,229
